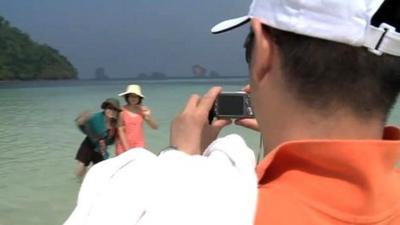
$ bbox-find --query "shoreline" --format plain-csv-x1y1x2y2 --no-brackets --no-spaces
0,76,249,89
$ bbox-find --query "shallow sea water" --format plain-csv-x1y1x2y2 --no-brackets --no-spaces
0,79,399,225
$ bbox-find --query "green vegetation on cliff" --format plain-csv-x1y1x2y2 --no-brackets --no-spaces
0,16,78,80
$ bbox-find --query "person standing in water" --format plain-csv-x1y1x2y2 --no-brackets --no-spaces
74,98,121,177
115,84,158,155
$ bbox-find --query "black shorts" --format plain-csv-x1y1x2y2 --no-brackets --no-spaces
75,137,104,166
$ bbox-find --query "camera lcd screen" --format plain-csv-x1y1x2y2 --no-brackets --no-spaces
217,95,244,115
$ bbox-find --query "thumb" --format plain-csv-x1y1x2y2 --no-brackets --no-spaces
212,118,232,131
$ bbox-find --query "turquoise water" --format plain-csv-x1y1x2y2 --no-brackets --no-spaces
0,79,399,225
0,79,262,225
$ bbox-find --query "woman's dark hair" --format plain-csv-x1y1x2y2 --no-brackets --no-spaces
124,94,143,105
245,25,400,121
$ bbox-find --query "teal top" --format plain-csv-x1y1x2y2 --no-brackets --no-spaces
78,112,116,159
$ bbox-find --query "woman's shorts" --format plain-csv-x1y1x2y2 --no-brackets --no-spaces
75,137,104,166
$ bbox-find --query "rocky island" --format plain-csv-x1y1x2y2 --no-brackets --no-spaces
0,16,77,80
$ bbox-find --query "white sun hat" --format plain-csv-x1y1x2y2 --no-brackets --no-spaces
118,84,145,98
211,0,400,56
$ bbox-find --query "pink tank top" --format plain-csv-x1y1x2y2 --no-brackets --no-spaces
115,107,145,155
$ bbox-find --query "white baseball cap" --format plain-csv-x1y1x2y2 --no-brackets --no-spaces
211,0,400,56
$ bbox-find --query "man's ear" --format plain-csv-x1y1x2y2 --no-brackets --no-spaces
249,19,275,84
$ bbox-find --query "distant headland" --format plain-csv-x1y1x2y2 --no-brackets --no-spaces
92,64,244,81
0,16,78,80
0,15,242,82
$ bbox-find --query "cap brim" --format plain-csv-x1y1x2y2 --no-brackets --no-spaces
211,16,250,34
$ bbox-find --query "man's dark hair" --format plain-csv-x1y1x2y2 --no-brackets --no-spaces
245,25,400,121
276,27,399,120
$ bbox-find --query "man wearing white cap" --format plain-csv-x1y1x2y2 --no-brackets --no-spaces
170,0,400,224
64,0,400,224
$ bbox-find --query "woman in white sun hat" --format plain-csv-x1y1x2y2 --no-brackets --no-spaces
115,84,158,155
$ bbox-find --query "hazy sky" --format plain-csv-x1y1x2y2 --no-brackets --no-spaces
0,0,251,79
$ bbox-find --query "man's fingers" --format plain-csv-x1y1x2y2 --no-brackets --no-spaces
212,118,232,129
242,84,251,93
235,118,260,132
198,86,222,113
183,94,201,113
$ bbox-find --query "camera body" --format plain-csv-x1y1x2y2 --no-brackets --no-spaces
208,91,254,123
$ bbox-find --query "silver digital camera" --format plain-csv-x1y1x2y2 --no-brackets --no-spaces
208,91,254,123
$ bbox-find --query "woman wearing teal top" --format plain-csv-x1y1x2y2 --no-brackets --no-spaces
74,98,122,177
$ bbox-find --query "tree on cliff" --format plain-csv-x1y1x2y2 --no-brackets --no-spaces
0,16,78,80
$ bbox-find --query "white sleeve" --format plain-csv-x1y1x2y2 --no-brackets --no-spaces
63,134,258,225
63,148,157,225
140,134,257,225
203,133,258,224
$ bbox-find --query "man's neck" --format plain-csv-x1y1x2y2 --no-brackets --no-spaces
262,109,385,155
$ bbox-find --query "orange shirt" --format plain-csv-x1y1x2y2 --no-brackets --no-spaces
115,107,145,155
255,126,400,225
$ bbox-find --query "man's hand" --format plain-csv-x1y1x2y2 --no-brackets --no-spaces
234,118,260,131
234,84,260,131
170,87,232,155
